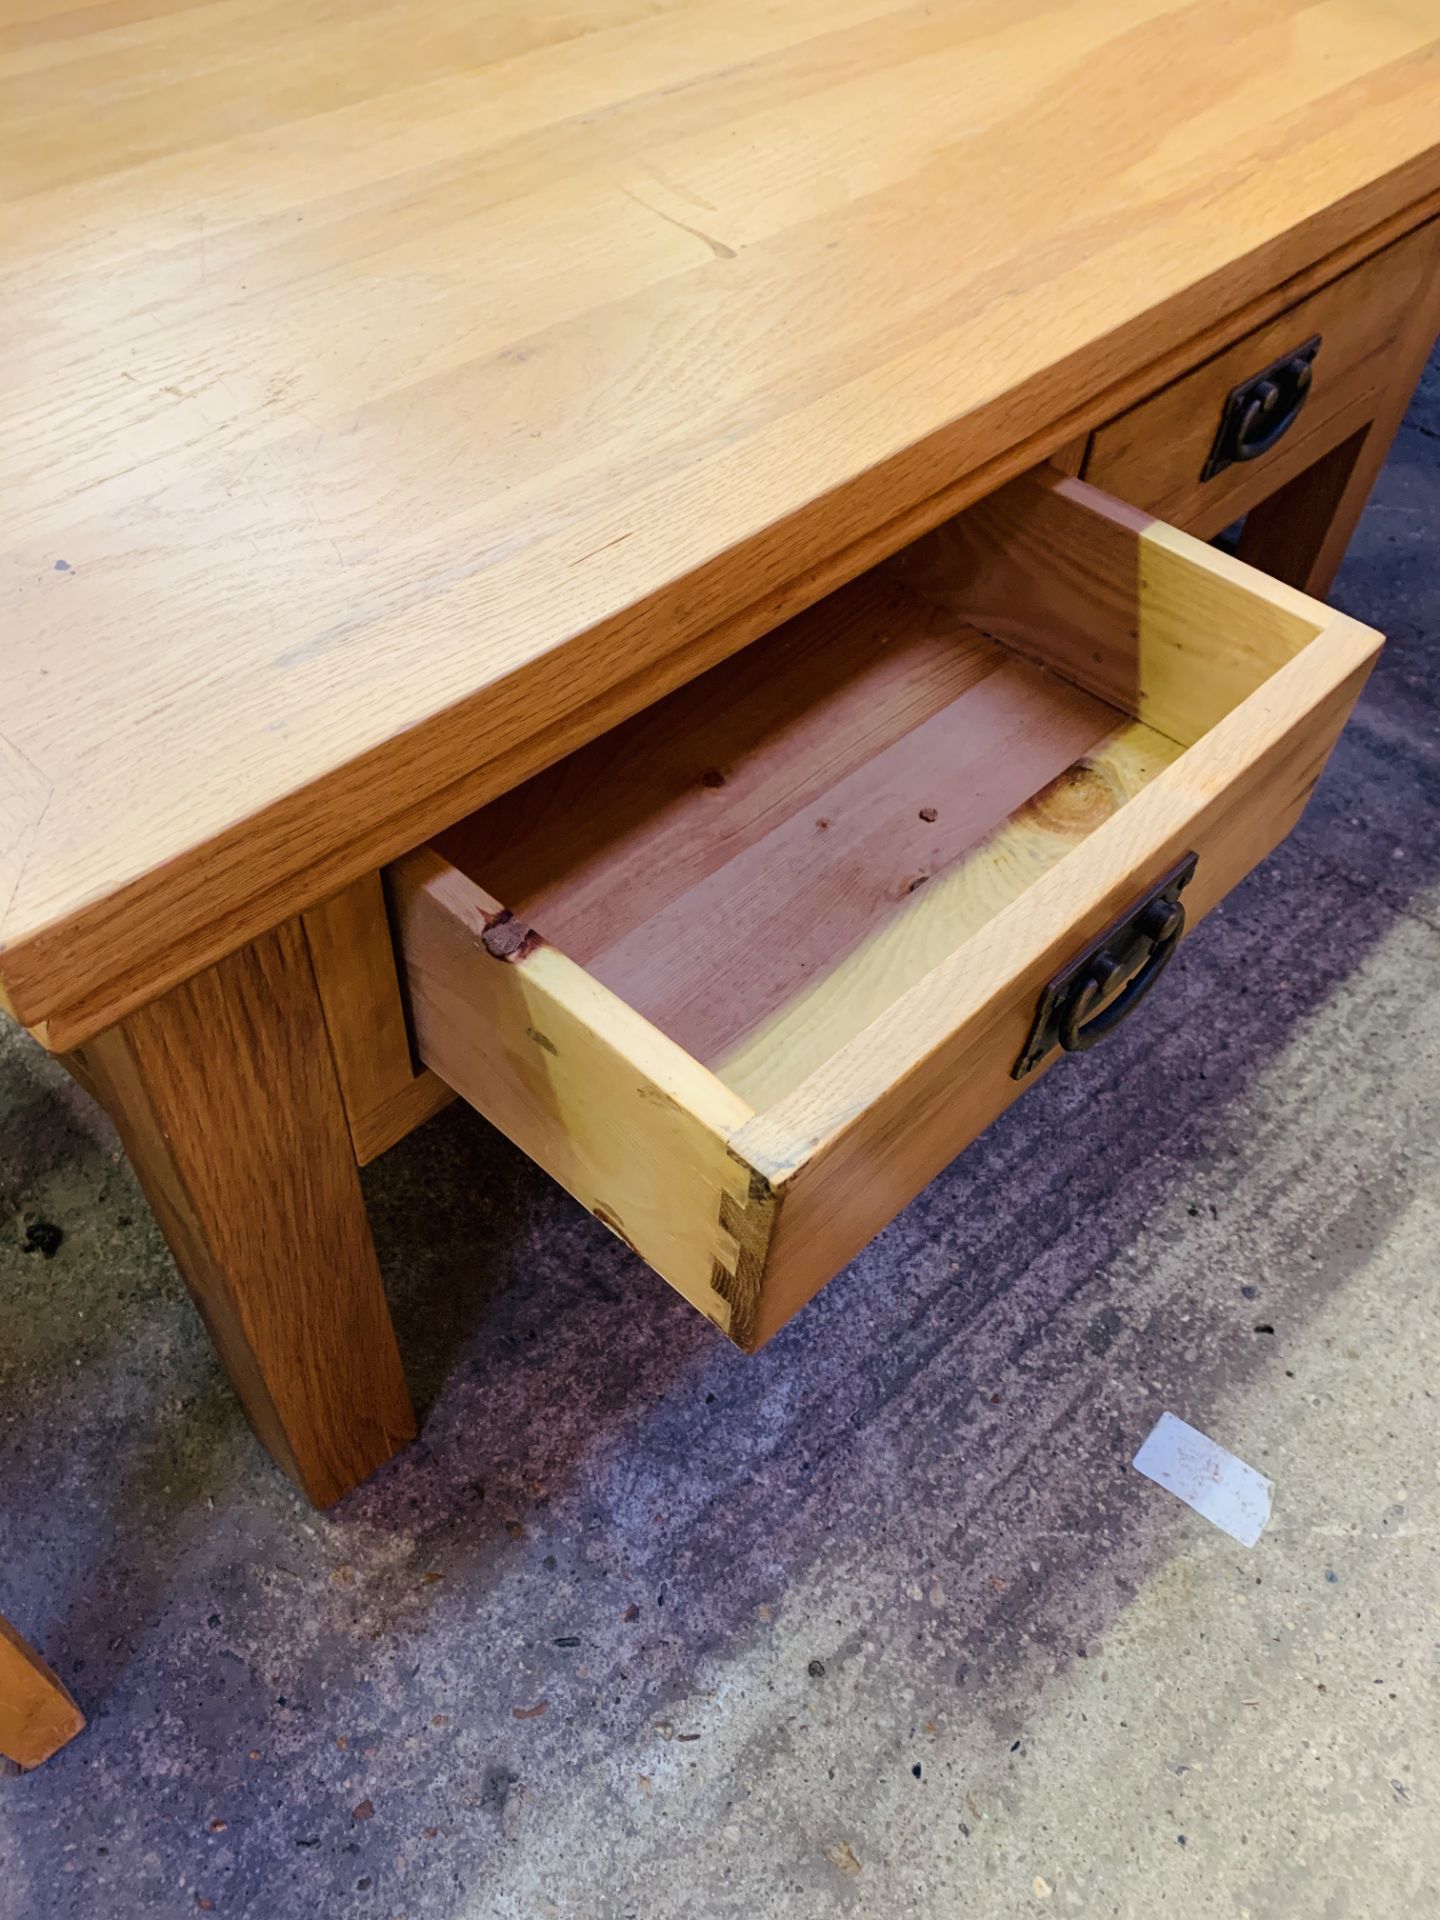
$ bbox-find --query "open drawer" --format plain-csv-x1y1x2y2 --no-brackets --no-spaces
388,470,1380,1352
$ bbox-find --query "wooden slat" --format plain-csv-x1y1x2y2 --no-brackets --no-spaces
437,579,1002,965
582,658,1125,1085
712,715,1181,1108
2,0,1438,1045
0,1615,84,1770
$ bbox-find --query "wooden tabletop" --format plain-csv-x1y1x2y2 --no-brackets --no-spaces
4,0,1439,1046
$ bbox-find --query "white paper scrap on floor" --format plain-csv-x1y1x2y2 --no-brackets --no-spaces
1134,1412,1275,1548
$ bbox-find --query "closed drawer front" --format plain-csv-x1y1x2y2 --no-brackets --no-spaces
388,473,1379,1352
1083,219,1438,537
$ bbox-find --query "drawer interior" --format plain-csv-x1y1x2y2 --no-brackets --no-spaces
437,586,1183,1111
432,475,1321,1111
396,469,1378,1349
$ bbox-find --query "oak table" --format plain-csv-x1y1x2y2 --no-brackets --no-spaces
4,0,1440,1759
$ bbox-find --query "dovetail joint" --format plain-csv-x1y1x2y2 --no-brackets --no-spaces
710,1159,779,1352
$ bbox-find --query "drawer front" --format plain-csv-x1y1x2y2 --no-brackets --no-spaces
1083,220,1437,538
389,473,1380,1354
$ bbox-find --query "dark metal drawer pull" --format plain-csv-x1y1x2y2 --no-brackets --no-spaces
1012,852,1198,1079
1201,335,1320,482
1057,894,1185,1052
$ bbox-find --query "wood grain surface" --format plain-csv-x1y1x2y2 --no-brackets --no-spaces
735,631,1379,1344
0,1614,85,1770
1234,219,1440,597
890,469,1325,743
709,714,1182,1109
390,847,766,1342
732,478,1384,1339
2,0,1438,1044
1083,218,1438,536
303,874,453,1164
440,579,1186,1105
72,922,417,1506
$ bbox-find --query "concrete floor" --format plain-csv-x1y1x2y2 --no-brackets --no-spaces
2,355,1438,1920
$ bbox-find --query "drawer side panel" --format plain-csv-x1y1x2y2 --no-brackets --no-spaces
389,850,766,1343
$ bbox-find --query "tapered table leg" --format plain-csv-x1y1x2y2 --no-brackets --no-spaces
71,919,416,1508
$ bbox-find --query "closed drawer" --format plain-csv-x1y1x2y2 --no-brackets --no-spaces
388,472,1379,1352
1083,220,1437,538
